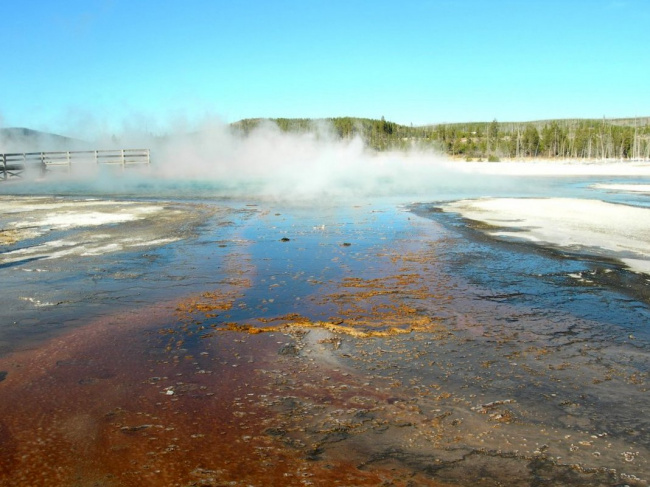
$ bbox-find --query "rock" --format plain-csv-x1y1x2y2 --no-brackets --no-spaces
278,343,300,356
264,427,287,438
0,371,6,382
120,424,153,434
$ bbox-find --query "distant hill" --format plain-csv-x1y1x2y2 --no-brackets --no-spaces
4,115,649,161
0,127,83,153
231,116,650,160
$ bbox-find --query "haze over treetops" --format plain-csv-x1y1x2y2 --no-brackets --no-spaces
3,116,649,161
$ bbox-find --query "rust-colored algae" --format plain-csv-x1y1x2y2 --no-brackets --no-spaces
0,301,453,486
2,204,648,486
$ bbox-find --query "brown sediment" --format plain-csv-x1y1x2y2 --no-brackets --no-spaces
0,301,452,486
1,207,649,486
0,232,458,485
0,254,468,487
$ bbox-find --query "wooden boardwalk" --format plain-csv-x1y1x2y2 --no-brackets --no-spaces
0,149,150,180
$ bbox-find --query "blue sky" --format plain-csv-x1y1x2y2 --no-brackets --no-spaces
1,0,649,134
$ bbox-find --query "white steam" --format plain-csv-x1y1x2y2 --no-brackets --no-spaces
0,117,561,201
147,121,504,200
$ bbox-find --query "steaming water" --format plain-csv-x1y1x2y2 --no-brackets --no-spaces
1,166,649,485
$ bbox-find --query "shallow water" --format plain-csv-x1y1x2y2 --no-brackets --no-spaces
0,173,649,486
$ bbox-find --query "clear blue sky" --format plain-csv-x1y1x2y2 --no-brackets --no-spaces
1,0,649,134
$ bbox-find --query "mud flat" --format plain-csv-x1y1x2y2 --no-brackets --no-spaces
0,198,648,486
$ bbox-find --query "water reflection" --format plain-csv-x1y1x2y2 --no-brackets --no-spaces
0,179,648,485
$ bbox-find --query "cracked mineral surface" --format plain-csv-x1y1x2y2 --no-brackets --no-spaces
0,193,648,486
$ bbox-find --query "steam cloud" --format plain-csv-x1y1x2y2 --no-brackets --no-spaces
1,117,507,201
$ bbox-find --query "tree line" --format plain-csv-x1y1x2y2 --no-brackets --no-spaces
231,116,650,161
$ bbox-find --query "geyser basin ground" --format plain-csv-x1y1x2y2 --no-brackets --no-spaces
443,197,650,275
0,189,648,486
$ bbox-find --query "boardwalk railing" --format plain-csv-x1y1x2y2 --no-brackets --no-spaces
1,149,150,180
